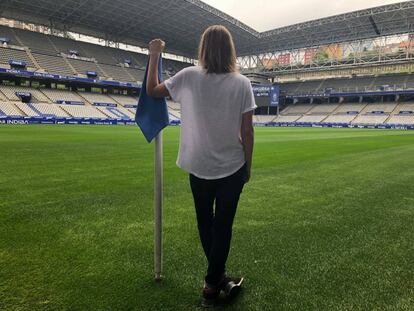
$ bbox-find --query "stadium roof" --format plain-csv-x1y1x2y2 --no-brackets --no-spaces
0,0,413,58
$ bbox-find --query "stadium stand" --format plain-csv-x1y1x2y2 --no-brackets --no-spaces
394,102,414,113
322,114,358,124
297,115,328,123
166,101,181,119
169,110,181,121
168,112,180,122
391,113,414,123
408,75,414,85
96,106,134,120
35,103,70,118
1,71,413,128
0,102,23,116
0,46,36,69
12,27,57,54
47,35,87,56
98,63,133,82
120,108,136,119
111,49,146,68
254,115,276,123
32,52,74,75
0,25,21,45
60,104,108,119
41,88,84,103
280,74,414,95
0,25,191,83
0,89,6,100
335,103,368,113
0,4,413,129
387,114,414,125
362,102,398,114
167,101,180,111
263,99,414,126
307,103,340,114
374,74,409,89
295,80,325,94
124,67,146,82
0,85,50,103
352,114,389,125
323,76,376,91
0,85,21,101
280,82,301,94
109,94,138,106
78,42,119,65
67,58,106,78
77,92,118,105
273,115,302,122
386,102,414,124
126,107,137,116
282,103,314,114
15,102,69,118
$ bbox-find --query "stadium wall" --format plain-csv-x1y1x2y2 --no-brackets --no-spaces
1,116,413,131
0,116,180,126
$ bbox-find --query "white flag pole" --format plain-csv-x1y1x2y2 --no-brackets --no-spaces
154,131,163,281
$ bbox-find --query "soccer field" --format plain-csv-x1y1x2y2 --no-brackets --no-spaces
1,125,413,311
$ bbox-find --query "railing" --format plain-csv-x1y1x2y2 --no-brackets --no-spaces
285,83,414,96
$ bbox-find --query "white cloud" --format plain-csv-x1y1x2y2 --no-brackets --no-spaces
202,0,410,31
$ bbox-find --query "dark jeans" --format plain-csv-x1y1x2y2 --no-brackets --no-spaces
189,163,247,286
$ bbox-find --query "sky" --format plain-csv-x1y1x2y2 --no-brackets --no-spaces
202,0,410,32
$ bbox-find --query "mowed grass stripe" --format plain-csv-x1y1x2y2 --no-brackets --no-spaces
1,125,413,311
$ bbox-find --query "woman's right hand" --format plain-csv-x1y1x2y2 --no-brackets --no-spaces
243,164,251,184
149,39,165,55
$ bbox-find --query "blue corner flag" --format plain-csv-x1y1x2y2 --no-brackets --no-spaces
135,56,169,143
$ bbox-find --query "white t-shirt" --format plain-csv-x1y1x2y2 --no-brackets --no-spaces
164,66,257,180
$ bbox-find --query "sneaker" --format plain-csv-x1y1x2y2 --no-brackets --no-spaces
201,284,220,308
219,276,244,299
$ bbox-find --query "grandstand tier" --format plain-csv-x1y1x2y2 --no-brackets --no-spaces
387,114,414,125
282,104,314,115
335,103,368,113
361,102,398,114
280,74,414,95
297,115,328,123
0,101,23,116
322,114,358,124
96,106,133,120
67,58,106,78
1,60,413,127
109,94,138,106
308,103,340,114
32,52,74,76
0,85,50,103
60,104,108,119
15,102,69,118
273,115,302,123
41,89,84,103
77,92,118,105
352,114,390,125
0,25,191,83
0,46,35,69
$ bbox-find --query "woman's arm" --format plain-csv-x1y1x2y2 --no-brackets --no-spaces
146,39,170,98
241,111,254,183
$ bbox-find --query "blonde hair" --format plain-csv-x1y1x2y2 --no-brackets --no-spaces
198,25,237,74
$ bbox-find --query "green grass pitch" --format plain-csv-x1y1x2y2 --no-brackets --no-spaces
1,125,414,311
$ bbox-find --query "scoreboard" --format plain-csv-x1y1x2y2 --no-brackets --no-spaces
252,84,279,107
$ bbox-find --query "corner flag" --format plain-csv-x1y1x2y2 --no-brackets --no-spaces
135,56,169,142
135,55,169,281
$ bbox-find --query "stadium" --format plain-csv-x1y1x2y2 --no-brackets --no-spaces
1,0,413,310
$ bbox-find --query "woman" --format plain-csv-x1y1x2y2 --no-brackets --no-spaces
146,25,256,307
